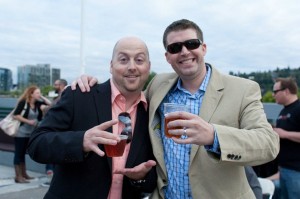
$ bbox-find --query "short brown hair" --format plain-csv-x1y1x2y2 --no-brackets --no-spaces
163,19,204,49
275,77,298,94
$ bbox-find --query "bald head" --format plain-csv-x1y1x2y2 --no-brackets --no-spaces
110,36,151,97
112,36,149,60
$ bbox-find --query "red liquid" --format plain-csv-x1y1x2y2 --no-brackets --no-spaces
104,139,127,157
164,117,182,138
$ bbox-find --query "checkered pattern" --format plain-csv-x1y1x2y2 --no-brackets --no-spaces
159,65,211,199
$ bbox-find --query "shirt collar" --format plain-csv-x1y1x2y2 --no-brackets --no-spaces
173,64,211,94
110,79,148,110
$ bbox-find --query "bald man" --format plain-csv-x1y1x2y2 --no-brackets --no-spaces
27,37,157,199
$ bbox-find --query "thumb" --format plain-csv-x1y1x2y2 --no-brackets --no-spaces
144,160,156,169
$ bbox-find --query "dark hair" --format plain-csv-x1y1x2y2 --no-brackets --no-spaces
275,77,298,94
163,19,204,49
58,79,68,87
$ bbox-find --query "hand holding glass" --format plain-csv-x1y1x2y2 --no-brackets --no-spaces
104,112,132,157
104,134,128,157
164,103,190,138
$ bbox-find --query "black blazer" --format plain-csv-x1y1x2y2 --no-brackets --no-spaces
28,80,156,199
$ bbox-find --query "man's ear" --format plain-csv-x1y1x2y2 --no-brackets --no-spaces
165,52,171,64
110,61,113,74
201,43,207,56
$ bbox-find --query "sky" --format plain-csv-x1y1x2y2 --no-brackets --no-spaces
0,0,299,84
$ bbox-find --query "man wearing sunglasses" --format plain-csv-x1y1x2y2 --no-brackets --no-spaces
73,19,279,199
144,18,279,199
27,37,157,199
271,77,300,199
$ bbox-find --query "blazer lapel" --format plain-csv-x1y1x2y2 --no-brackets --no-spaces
125,103,147,167
200,67,224,121
149,74,178,177
190,66,224,165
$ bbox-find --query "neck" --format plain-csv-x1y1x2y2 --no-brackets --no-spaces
29,99,35,105
29,99,36,109
284,95,298,106
181,67,207,94
123,92,141,111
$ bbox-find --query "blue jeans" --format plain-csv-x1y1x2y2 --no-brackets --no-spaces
280,167,300,199
271,179,280,199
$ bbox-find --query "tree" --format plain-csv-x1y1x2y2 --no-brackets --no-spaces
143,71,157,90
41,85,53,96
262,91,275,102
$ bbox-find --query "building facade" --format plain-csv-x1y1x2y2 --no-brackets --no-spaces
17,64,60,89
51,68,60,85
0,68,13,92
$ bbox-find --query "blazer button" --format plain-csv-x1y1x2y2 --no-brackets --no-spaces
227,154,233,159
238,155,241,160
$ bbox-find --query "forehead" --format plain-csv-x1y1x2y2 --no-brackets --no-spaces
273,82,281,88
166,28,198,44
33,89,40,93
114,40,148,58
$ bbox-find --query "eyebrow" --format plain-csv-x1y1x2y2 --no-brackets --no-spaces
117,52,147,57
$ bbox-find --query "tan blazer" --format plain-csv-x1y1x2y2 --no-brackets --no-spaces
146,66,279,199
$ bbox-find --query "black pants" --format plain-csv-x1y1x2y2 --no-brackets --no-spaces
14,137,30,165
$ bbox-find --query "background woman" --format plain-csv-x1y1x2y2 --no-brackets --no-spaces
13,85,51,183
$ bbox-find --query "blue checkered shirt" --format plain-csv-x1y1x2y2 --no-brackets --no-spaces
159,65,219,199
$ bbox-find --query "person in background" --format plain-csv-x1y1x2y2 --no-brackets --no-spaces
73,19,279,199
27,36,157,199
272,77,300,199
52,79,68,103
41,78,68,187
12,85,51,183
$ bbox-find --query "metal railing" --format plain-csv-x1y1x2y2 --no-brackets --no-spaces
0,107,14,119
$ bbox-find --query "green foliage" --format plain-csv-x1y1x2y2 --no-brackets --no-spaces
262,91,275,102
0,90,22,98
230,66,300,102
41,85,54,96
0,85,53,98
143,71,157,90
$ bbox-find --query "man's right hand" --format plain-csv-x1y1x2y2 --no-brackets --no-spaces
83,119,119,157
71,74,98,92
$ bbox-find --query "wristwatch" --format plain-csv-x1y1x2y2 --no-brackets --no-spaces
130,179,146,188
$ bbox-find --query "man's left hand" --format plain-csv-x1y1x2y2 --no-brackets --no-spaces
114,160,156,180
71,74,98,92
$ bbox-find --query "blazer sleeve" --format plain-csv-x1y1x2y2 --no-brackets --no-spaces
211,80,280,166
27,87,86,164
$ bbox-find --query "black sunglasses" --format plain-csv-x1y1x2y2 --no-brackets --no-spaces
118,112,132,143
273,88,286,94
166,39,202,54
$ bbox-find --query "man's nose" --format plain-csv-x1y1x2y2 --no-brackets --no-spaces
127,59,137,70
180,45,190,55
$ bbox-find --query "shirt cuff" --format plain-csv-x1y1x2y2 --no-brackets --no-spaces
204,126,221,154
